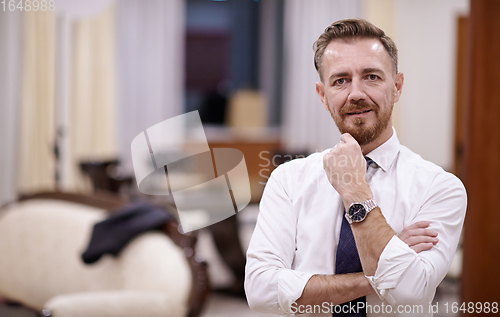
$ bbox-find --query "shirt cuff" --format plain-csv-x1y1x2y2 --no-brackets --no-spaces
365,235,417,304
278,270,315,314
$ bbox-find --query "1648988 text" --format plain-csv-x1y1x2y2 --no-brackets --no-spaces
2,0,55,11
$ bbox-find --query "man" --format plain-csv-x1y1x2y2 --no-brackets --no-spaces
244,19,466,316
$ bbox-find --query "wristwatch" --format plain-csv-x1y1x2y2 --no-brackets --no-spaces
345,198,378,224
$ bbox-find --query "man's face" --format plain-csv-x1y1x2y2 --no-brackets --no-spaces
316,38,404,145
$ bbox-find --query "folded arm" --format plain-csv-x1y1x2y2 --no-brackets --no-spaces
323,133,467,305
295,219,438,307
365,176,466,305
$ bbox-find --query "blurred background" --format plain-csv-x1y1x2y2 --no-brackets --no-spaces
1,0,499,316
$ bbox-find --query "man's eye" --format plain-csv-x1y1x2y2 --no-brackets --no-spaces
368,74,378,80
334,78,346,85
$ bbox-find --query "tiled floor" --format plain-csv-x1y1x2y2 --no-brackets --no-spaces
0,306,36,317
200,293,275,317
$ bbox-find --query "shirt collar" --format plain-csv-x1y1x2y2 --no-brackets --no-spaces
365,127,401,172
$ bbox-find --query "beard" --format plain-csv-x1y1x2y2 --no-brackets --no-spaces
327,99,393,146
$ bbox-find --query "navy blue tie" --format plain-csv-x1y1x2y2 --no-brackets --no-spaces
333,157,373,317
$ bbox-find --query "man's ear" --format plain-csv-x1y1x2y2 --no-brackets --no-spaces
316,82,329,112
393,72,404,103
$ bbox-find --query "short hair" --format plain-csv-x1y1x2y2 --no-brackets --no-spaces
313,18,398,80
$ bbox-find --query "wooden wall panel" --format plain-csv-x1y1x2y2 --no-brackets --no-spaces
452,16,468,180
461,0,500,307
208,140,281,203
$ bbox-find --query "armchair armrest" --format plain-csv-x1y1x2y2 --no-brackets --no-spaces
44,290,186,317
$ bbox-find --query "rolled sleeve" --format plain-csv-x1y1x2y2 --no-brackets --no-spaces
278,270,315,313
366,235,417,304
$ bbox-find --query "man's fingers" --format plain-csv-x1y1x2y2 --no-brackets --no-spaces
400,221,431,236
408,228,438,237
406,221,431,230
405,235,439,247
411,242,434,253
330,142,342,152
398,221,439,251
340,133,356,144
399,228,437,241
399,222,437,239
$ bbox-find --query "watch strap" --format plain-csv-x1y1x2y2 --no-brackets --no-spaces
362,198,377,213
345,198,378,224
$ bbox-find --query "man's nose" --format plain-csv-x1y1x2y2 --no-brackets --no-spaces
348,78,367,103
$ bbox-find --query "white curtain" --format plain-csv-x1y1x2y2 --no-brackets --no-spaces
56,0,117,192
65,4,119,192
282,0,360,153
17,10,57,194
116,0,185,174
0,10,22,206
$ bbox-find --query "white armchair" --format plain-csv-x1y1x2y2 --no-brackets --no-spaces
0,192,209,317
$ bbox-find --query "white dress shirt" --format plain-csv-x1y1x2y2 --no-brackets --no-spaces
245,129,467,316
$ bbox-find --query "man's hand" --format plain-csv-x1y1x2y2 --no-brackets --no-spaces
323,133,372,207
398,221,439,253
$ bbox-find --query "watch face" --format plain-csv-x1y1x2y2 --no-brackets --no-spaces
348,203,366,222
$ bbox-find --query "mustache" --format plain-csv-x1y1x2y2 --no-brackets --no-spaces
340,101,377,115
